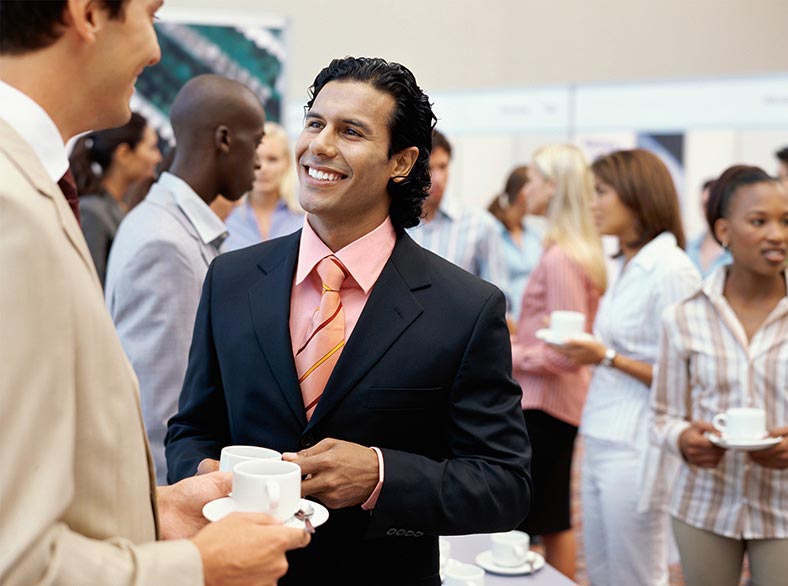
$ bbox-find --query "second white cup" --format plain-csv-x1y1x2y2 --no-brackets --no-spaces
713,408,766,440
232,459,302,521
443,561,485,586
219,445,281,472
549,310,585,339
490,530,530,567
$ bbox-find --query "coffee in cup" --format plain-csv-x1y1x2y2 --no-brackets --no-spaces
490,530,530,567
219,445,281,472
712,407,767,440
231,459,301,521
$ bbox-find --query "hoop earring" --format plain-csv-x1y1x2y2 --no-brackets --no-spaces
722,241,729,250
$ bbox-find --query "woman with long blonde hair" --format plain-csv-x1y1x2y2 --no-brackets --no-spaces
512,143,606,580
224,121,303,251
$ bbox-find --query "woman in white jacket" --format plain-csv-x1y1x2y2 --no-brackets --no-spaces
552,149,700,586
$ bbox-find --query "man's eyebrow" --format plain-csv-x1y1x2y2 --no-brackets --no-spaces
303,112,372,134
342,118,372,133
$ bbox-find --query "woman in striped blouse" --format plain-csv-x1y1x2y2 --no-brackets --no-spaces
511,144,607,580
552,149,700,586
651,165,788,586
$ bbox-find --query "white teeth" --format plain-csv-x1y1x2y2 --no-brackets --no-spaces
308,167,341,181
764,250,786,261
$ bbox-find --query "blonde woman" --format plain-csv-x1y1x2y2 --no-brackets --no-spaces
512,144,607,580
224,121,303,251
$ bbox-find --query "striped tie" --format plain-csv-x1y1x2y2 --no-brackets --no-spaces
295,255,348,420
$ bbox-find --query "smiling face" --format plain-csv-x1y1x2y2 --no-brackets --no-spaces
88,0,163,129
296,80,409,245
591,176,638,241
715,181,788,277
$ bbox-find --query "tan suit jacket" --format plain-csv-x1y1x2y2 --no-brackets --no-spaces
0,120,202,585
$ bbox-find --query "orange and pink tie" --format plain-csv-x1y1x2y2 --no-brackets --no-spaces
295,255,349,420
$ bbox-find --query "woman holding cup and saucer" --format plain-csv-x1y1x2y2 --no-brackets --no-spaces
510,144,607,580
550,149,700,586
651,165,788,586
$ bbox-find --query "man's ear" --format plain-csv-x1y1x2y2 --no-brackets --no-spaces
215,125,232,155
65,0,108,44
390,146,419,183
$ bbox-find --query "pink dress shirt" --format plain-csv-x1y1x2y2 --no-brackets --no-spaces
511,245,602,427
289,215,396,508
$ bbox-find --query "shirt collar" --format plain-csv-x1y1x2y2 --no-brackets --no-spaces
295,215,396,294
157,172,228,247
702,265,788,305
0,80,69,183
628,231,678,272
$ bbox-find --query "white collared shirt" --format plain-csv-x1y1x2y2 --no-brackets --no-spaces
155,172,228,249
580,232,701,446
0,80,68,183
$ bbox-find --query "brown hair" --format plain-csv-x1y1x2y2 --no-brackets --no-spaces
488,165,528,230
591,148,686,249
0,0,128,55
705,165,775,245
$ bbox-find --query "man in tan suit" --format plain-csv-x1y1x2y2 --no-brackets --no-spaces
0,2,309,585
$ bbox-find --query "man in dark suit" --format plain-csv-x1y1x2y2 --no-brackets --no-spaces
166,56,532,586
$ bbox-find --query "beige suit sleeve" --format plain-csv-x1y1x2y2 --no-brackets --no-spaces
0,164,203,585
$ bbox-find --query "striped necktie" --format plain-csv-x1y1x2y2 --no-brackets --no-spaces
295,255,349,420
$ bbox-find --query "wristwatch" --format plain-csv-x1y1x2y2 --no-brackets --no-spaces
601,347,617,368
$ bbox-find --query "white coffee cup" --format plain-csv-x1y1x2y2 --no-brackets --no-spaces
490,530,530,567
231,459,301,521
549,310,585,340
713,408,767,440
219,445,281,472
439,537,452,573
442,561,485,586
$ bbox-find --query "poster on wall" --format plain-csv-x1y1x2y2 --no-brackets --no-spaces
130,9,288,146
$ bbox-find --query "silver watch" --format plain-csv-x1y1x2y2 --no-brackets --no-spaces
601,347,617,368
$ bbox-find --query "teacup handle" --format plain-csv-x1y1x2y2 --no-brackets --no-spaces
712,413,727,434
265,481,280,511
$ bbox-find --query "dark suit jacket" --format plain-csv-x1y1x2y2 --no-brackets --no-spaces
166,230,532,586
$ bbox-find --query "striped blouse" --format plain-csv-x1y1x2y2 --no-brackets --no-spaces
651,267,788,539
512,245,602,426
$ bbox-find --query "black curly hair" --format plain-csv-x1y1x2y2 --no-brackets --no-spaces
306,57,437,232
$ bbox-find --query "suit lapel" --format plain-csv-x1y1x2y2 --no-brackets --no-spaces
248,233,306,426
0,120,96,276
308,234,429,427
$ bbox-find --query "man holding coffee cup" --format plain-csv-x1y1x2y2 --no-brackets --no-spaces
166,56,532,585
0,2,309,585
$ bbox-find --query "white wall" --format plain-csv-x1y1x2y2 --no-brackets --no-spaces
160,0,788,237
163,0,788,100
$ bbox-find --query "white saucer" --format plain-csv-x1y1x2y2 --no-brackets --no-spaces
535,328,593,347
202,497,329,528
706,433,783,451
474,550,545,575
